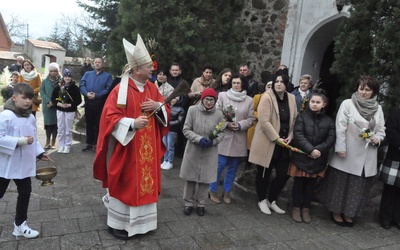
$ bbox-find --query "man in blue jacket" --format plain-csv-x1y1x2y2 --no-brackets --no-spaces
79,57,112,151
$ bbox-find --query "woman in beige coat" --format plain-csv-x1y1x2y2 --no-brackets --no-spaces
249,74,297,215
188,64,215,104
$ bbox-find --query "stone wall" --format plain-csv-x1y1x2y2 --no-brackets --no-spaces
240,0,288,82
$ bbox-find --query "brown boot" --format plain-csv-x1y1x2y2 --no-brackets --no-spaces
222,191,231,204
291,207,302,223
209,191,221,204
302,208,311,223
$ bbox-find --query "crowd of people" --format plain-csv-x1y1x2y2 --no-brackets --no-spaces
0,36,398,241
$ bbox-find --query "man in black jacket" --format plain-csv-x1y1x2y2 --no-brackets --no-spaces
8,56,24,72
80,57,94,78
239,63,259,98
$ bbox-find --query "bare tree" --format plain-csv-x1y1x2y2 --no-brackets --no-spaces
4,13,28,43
46,13,99,57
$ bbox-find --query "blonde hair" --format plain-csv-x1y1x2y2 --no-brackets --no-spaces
299,74,312,84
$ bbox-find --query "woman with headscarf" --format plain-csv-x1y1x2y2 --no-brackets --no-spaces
249,73,297,215
324,75,385,227
40,63,61,149
18,59,42,117
209,73,255,204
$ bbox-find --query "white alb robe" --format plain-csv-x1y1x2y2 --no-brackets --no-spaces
0,110,44,179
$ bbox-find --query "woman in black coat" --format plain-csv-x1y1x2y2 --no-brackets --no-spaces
378,108,400,230
289,89,336,223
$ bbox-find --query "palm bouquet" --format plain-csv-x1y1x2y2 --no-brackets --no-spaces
222,104,236,122
208,120,225,140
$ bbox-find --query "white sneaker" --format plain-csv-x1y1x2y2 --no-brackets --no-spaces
161,161,167,169
57,147,65,153
63,146,71,154
268,200,285,214
163,162,173,170
258,199,271,215
12,221,39,239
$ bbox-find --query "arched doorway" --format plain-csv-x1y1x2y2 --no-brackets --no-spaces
300,15,348,117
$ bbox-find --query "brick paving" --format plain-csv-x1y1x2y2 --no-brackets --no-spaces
0,111,399,249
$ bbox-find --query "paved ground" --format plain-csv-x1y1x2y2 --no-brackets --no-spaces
0,111,399,249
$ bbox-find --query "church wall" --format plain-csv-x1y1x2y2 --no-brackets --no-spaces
280,0,350,86
240,0,289,83
239,0,350,85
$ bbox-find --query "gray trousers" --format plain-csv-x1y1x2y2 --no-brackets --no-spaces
183,181,209,207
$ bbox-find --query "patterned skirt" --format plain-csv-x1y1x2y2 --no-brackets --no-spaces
322,167,374,218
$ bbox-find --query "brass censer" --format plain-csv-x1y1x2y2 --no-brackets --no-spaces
36,158,57,186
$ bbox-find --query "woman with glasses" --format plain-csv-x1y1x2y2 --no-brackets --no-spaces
209,73,255,204
180,88,224,216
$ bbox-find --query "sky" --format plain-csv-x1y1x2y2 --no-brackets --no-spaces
1,0,87,40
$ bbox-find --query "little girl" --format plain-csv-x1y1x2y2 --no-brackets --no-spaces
289,89,336,223
51,69,82,154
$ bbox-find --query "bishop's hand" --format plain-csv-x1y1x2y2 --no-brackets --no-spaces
141,98,159,112
134,116,149,129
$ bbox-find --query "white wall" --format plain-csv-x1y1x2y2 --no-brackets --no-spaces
281,0,350,86
24,41,65,76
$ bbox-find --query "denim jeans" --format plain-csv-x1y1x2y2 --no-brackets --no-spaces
209,155,240,193
163,131,177,163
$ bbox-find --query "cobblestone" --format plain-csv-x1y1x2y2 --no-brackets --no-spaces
0,111,398,249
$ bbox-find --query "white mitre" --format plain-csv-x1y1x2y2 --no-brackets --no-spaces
117,34,152,107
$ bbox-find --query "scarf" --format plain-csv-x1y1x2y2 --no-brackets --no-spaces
63,80,74,88
351,92,378,127
200,76,213,87
3,98,32,118
20,69,38,81
48,75,61,87
226,88,247,102
299,89,309,99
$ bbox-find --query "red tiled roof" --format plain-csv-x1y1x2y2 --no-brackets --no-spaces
0,51,25,60
27,39,65,51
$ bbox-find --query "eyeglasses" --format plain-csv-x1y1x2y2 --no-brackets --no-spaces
203,97,215,103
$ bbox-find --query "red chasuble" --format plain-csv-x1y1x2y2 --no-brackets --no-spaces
93,79,170,206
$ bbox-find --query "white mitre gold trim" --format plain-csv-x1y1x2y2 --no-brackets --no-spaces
123,35,152,69
118,35,152,107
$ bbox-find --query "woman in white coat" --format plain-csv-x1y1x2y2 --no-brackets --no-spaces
209,73,255,204
324,76,385,227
